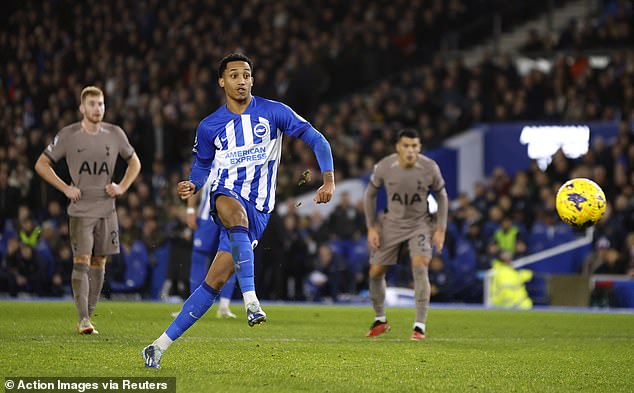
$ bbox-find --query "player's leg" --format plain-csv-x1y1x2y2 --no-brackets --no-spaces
201,220,237,318
408,230,433,341
367,223,401,337
143,251,234,368
87,255,107,334
87,213,120,333
217,273,237,318
72,255,92,333
410,256,431,340
214,195,265,326
367,264,390,337
88,256,107,317
68,216,95,334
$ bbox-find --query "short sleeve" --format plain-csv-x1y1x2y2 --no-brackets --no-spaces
44,132,67,162
117,127,135,160
431,161,446,192
369,162,384,189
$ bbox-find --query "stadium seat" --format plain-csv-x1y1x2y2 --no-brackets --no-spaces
35,240,56,277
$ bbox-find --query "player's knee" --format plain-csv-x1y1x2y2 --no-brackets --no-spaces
204,276,225,291
368,265,385,279
74,255,91,265
411,256,430,268
90,256,108,267
226,209,248,228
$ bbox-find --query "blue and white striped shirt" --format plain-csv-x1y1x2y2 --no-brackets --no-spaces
191,96,333,213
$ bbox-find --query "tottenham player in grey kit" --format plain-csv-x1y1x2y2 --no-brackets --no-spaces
35,86,141,334
363,128,448,340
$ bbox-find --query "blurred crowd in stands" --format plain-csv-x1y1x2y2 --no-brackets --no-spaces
1,0,633,305
522,0,633,52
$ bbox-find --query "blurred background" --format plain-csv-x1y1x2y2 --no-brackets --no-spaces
1,0,633,307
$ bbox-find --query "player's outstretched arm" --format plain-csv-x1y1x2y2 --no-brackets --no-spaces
289,121,335,204
313,170,335,204
106,152,141,198
35,154,81,202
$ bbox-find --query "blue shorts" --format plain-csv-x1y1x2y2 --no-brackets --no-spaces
209,186,270,252
192,218,221,254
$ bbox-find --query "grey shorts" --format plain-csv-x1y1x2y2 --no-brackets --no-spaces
370,219,433,265
69,212,120,256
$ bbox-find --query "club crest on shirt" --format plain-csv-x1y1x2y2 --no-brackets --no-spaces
253,122,270,138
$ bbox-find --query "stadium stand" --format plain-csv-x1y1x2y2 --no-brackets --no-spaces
1,0,633,306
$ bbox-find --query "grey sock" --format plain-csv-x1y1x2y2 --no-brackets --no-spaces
369,275,386,319
88,266,105,317
413,265,430,324
71,264,90,321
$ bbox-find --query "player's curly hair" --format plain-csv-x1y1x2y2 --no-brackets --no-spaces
218,53,253,78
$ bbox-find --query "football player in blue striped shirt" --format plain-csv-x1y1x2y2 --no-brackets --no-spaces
144,53,335,368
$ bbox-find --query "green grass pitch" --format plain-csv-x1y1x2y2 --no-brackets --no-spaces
1,301,633,392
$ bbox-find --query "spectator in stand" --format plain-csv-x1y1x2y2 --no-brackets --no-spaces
326,191,365,241
521,2,634,53
494,217,522,257
465,222,489,270
281,213,310,301
35,220,57,292
15,216,42,273
254,212,288,300
4,239,47,297
428,255,452,302
585,237,628,275
307,243,347,302
52,243,74,293
0,166,20,225
585,237,628,307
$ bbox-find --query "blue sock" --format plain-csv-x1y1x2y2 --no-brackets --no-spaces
230,226,255,293
220,273,237,299
189,250,208,295
165,282,219,340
